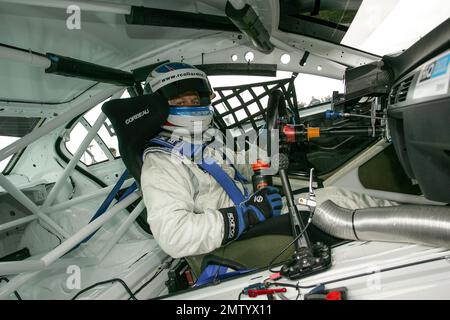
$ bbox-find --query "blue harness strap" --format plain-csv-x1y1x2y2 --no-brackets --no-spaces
149,136,253,284
89,170,131,223
198,157,246,205
149,136,248,206
67,170,138,253
194,265,255,287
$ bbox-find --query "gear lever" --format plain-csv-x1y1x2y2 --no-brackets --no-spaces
277,154,332,280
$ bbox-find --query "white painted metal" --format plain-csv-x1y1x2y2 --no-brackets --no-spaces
53,241,166,300
167,242,450,300
0,194,147,299
0,85,121,162
0,0,131,15
0,105,58,118
0,191,140,275
0,85,126,246
42,88,124,208
0,0,447,301
298,102,332,118
0,215,37,233
0,45,51,69
40,192,140,266
0,273,39,300
44,179,134,213
79,117,115,161
0,257,98,299
98,199,145,261
0,174,70,239
42,113,108,209
270,36,296,53
88,261,169,300
0,260,46,275
5,224,162,300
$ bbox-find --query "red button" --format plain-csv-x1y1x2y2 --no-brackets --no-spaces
326,291,342,300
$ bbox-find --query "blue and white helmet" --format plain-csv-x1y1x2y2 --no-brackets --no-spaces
144,62,214,133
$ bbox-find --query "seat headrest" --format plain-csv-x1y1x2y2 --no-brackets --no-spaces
101,93,169,184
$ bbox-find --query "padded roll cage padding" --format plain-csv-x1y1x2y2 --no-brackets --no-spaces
101,93,170,184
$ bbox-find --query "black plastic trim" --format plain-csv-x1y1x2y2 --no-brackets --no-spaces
125,6,239,32
45,53,135,87
196,63,277,77
384,18,450,81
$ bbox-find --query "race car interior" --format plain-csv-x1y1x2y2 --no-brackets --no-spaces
0,0,449,300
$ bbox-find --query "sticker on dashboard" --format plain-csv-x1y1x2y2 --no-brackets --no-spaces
413,51,450,100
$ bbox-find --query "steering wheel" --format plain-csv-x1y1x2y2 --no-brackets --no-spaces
265,90,287,158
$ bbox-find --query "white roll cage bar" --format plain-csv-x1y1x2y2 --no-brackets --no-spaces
0,85,145,299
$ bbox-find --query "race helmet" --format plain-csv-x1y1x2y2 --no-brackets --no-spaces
144,62,215,133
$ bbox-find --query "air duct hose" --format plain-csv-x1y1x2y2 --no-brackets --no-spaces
313,200,450,248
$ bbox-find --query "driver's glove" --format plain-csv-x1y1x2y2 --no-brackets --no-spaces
220,186,283,244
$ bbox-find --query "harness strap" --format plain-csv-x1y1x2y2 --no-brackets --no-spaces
89,170,131,223
194,265,254,287
198,157,246,205
148,136,248,206
67,170,138,253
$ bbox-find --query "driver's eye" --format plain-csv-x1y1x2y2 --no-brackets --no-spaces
169,94,201,106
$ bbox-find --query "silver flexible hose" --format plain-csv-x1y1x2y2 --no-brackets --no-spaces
313,200,450,248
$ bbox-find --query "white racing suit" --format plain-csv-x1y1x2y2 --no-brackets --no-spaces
141,129,398,259
300,186,399,210
140,128,255,258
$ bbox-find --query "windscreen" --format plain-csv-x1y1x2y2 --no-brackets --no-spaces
280,0,450,56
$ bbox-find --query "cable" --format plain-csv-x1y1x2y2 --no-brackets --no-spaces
131,258,174,299
265,280,316,290
325,109,386,121
264,251,449,300
68,176,76,200
38,220,62,245
71,278,136,300
316,255,448,289
239,277,318,300
249,280,316,301
268,210,314,273
0,277,22,300
71,258,174,300
317,136,353,151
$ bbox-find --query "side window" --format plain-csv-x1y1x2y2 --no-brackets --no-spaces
0,117,42,174
65,122,109,166
98,118,120,158
64,90,129,166
0,136,19,172
294,73,344,107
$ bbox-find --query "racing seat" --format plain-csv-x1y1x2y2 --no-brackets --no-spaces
101,93,303,278
101,93,170,184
